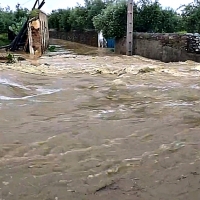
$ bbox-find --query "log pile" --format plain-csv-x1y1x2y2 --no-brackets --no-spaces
186,33,200,53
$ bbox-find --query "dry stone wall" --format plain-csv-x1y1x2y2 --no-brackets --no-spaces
49,30,98,47
115,33,200,62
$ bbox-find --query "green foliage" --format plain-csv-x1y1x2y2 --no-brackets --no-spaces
48,45,56,52
48,0,108,31
0,33,9,46
93,0,192,38
46,0,200,37
29,9,40,18
6,53,15,63
14,3,28,20
134,0,163,32
0,7,14,33
160,9,183,33
69,6,88,31
85,0,106,29
0,3,28,35
1,0,200,42
181,1,200,33
134,2,184,33
48,9,71,31
9,17,27,35
48,10,61,31
93,1,127,38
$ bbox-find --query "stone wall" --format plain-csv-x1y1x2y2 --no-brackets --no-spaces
115,33,200,62
49,30,98,47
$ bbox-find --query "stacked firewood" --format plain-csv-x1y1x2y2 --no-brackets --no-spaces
186,33,200,53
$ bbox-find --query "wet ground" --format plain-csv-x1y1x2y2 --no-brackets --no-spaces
1,39,200,199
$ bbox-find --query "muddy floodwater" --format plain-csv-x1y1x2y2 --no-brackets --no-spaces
1,39,200,199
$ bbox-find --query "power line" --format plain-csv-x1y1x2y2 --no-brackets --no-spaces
21,0,34,6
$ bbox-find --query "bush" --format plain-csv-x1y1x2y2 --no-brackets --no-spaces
0,33,10,46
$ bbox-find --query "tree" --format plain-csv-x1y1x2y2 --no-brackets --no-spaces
48,9,71,31
181,1,200,33
0,18,5,34
48,10,60,30
160,9,183,33
93,1,127,38
14,3,29,21
93,0,184,38
85,0,106,29
48,0,109,31
0,5,15,33
60,9,71,31
69,6,88,30
134,0,163,32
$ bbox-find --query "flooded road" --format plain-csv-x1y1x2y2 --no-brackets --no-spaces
1,39,200,199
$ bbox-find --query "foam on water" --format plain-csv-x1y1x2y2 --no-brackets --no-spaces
0,88,63,101
164,102,194,107
36,88,63,95
0,89,61,100
0,74,64,101
0,77,30,90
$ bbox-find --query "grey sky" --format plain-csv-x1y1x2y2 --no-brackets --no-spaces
0,0,194,13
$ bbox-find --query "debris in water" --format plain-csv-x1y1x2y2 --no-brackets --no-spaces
138,67,155,74
140,134,154,141
58,180,71,185
158,141,185,153
88,85,99,89
96,69,102,74
67,190,76,192
48,45,56,52
94,181,117,193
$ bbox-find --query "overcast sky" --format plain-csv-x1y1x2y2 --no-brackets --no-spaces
0,0,194,14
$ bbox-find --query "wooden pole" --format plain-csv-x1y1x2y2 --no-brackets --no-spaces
126,0,133,56
32,0,39,10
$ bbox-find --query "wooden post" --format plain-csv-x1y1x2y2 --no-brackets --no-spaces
126,0,133,56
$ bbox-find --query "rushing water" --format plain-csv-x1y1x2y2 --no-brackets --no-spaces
1,43,200,199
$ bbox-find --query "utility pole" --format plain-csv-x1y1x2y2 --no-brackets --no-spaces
126,0,133,56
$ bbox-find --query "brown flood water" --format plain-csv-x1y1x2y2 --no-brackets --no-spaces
1,39,200,199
